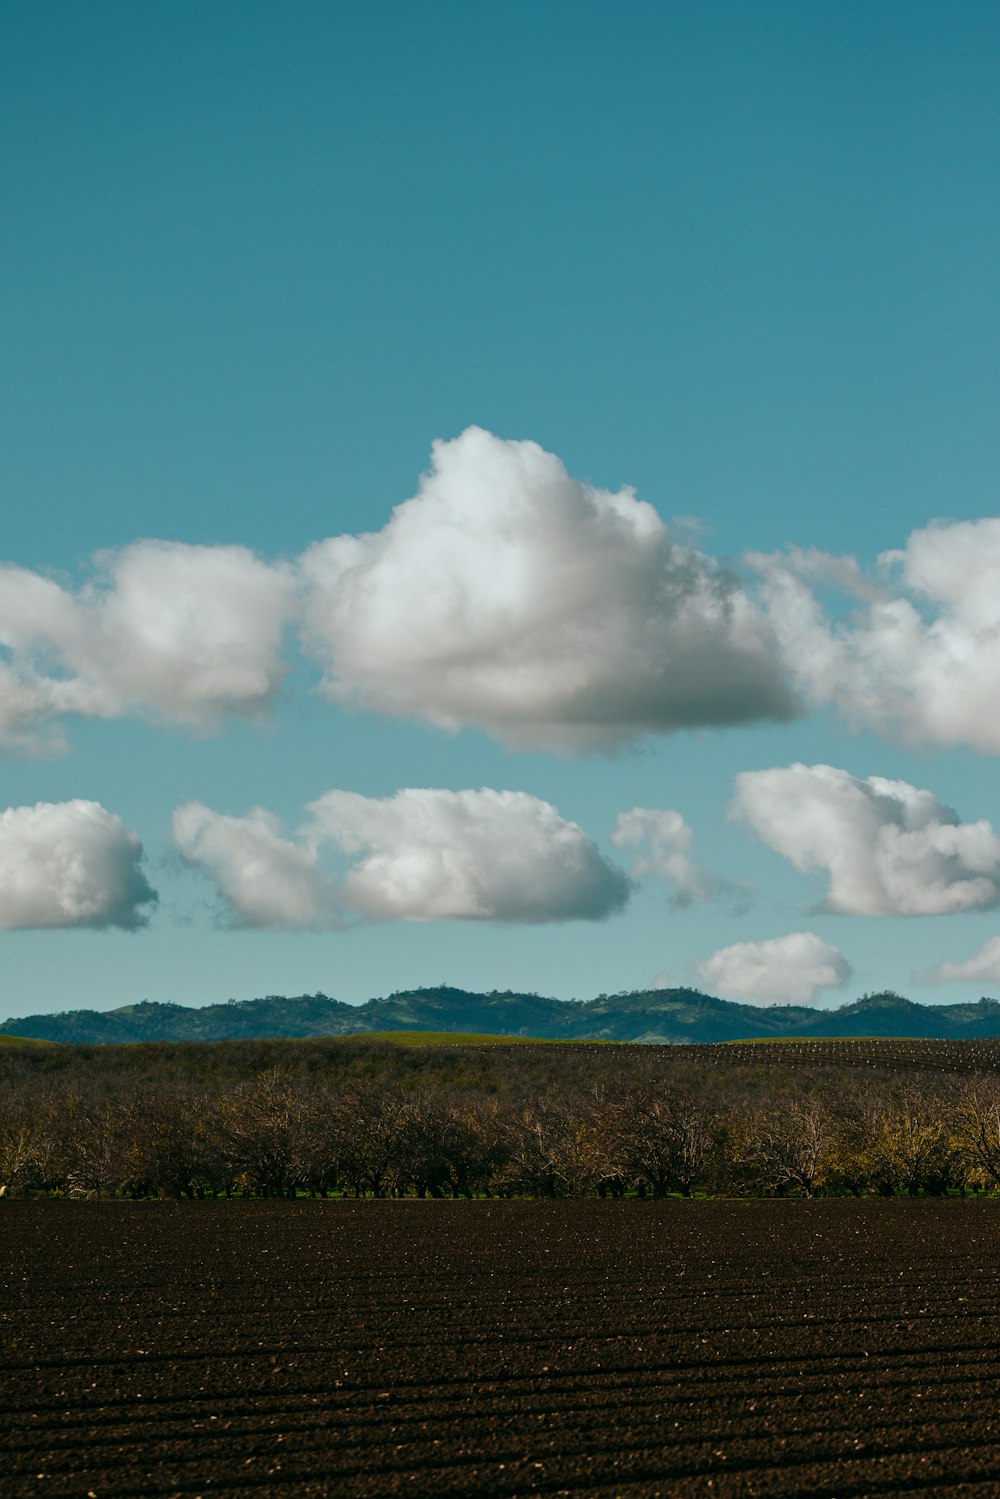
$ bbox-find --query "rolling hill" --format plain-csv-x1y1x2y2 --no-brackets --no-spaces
3,986,1000,1045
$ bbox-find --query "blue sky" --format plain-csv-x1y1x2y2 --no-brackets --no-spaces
5,1,1000,1018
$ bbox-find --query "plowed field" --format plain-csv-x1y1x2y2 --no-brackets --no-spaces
3,1201,1000,1497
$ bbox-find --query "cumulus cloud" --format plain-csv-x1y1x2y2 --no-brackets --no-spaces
694,932,852,1007
0,800,156,930
1,432,802,758
306,786,630,921
611,807,712,908
752,520,1000,754
174,787,630,927
172,803,339,930
0,662,69,757
301,427,795,751
915,939,1000,987
731,763,1000,917
0,542,296,752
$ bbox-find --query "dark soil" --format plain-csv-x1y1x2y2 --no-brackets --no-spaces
3,1200,1000,1497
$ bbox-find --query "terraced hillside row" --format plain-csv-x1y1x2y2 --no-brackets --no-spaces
709,1038,1000,1073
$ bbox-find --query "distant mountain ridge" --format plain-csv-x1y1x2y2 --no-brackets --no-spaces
3,986,1000,1045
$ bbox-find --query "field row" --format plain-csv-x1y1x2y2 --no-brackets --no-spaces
3,1201,1000,1495
700,1038,1000,1071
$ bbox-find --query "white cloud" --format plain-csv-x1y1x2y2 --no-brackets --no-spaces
611,807,711,908
753,520,1000,754
172,803,339,930
301,427,794,751
694,932,852,1006
174,787,630,927
731,763,1000,917
0,800,156,930
0,432,801,759
306,786,630,922
0,662,69,757
915,938,1000,988
0,542,296,752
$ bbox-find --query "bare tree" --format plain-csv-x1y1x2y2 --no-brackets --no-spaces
612,1087,717,1198
950,1075,1000,1191
738,1099,834,1197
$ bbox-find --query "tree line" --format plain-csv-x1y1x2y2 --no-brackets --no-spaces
3,1036,1000,1200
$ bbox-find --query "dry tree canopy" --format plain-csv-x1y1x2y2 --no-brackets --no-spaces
2,1035,1000,1202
